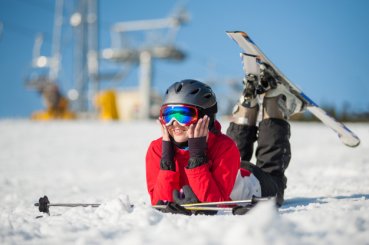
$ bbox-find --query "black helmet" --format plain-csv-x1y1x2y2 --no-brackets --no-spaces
163,79,218,115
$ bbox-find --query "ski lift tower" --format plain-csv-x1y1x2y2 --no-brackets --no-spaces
102,9,189,119
25,0,64,88
26,0,99,116
70,0,99,114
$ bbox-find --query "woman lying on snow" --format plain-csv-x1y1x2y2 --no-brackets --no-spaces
146,79,299,215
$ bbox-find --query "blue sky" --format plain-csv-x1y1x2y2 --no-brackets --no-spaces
0,0,368,118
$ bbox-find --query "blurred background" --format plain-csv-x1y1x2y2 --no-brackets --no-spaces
0,0,368,121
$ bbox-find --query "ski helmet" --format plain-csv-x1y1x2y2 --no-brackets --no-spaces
162,79,218,116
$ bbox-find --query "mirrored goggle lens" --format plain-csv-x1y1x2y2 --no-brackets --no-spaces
161,105,198,126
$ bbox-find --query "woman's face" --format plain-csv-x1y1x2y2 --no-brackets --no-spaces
166,120,189,143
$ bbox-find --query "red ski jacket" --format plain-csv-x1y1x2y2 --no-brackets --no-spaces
146,121,241,205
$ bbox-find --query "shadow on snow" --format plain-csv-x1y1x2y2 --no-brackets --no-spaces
280,193,369,213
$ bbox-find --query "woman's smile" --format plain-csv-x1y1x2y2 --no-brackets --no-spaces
167,121,189,142
172,126,187,135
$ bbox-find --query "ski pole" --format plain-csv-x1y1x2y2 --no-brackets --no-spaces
180,196,275,207
35,196,101,215
153,204,234,212
152,196,275,211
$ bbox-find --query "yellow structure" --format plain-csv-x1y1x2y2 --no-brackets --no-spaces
31,82,76,121
32,97,76,120
95,90,120,120
31,84,162,121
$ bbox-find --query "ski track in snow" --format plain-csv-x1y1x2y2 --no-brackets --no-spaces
0,120,368,245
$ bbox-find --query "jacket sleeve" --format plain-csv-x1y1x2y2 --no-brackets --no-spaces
185,136,240,202
145,140,180,205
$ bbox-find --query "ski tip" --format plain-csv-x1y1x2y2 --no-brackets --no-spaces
339,124,361,147
226,30,249,37
340,134,360,148
226,30,255,45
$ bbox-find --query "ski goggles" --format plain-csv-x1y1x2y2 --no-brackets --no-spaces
159,104,200,126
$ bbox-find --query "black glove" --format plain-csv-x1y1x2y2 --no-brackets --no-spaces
172,185,199,205
160,140,175,171
187,137,207,169
232,204,255,215
173,185,217,216
155,200,192,216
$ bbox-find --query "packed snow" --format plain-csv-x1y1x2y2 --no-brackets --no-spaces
0,119,368,244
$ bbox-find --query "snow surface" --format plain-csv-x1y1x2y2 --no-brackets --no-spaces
0,120,368,245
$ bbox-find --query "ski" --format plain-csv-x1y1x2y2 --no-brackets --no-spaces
226,31,360,147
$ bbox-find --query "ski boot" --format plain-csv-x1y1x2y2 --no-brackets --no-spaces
232,76,259,125
263,83,304,120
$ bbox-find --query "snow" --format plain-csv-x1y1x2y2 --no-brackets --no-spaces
0,119,368,244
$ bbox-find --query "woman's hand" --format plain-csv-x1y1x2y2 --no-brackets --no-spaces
188,115,210,139
158,119,170,141
187,115,210,169
158,119,175,171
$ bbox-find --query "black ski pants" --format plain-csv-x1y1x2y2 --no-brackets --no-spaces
226,118,291,206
